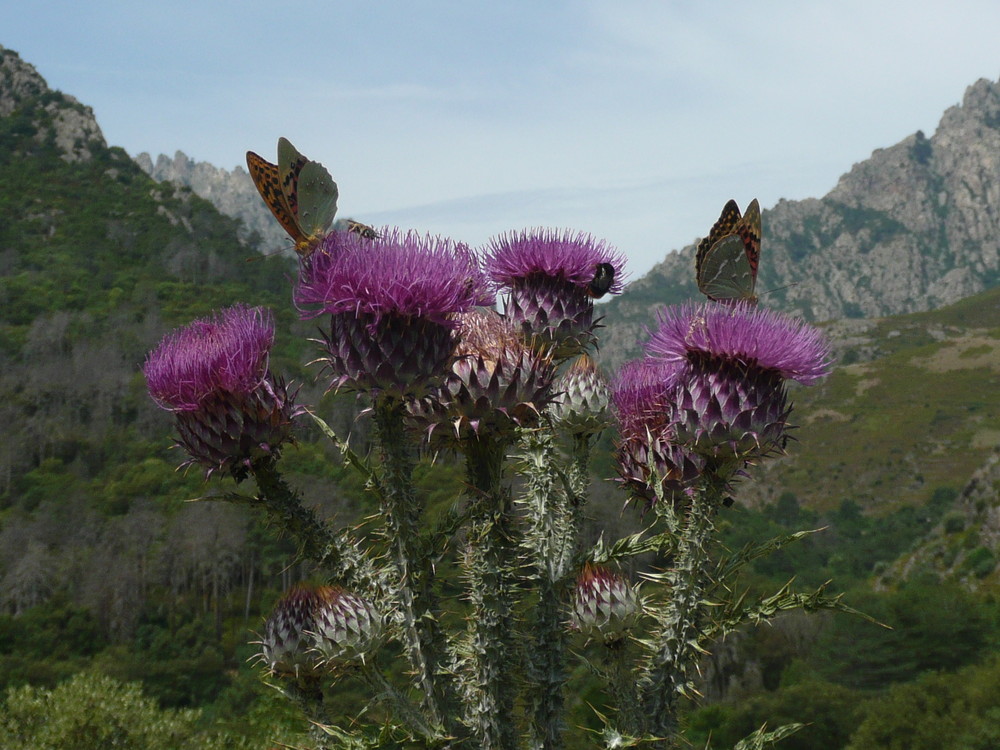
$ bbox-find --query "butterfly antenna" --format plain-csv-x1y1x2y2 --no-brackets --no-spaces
245,246,291,263
761,282,799,297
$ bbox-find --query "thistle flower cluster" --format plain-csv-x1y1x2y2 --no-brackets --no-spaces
141,200,840,748
145,228,624,471
143,305,298,477
613,302,830,504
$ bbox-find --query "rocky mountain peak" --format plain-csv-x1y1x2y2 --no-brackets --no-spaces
0,45,48,117
597,75,1000,368
0,45,106,162
945,76,1000,130
134,149,288,250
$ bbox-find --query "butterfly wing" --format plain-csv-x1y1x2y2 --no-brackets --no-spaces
277,137,338,256
276,137,308,221
696,234,757,303
296,162,338,240
736,198,761,276
246,150,306,244
696,199,742,287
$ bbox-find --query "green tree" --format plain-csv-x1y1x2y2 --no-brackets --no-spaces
687,679,862,750
847,659,1000,749
811,583,991,689
0,670,275,749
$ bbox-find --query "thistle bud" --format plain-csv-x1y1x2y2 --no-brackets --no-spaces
261,585,325,678
311,585,384,665
260,584,383,678
571,564,641,642
551,353,612,435
407,310,556,444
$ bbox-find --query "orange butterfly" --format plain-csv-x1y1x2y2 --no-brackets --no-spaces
246,138,339,258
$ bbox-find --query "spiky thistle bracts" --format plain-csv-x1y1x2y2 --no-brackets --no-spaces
571,564,641,643
143,305,298,475
406,309,557,444
611,358,704,504
550,353,613,435
261,583,383,678
261,584,325,679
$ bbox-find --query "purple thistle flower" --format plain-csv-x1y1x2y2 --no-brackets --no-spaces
295,229,494,398
144,305,274,411
484,228,626,360
295,228,493,324
645,302,831,385
143,305,297,475
643,302,831,463
611,358,683,437
486,228,626,291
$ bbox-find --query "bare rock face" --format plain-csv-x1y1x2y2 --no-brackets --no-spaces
134,150,287,250
0,45,106,162
0,46,46,117
600,77,1000,368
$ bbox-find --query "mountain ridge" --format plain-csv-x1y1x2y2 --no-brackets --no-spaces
134,150,287,250
596,76,1000,367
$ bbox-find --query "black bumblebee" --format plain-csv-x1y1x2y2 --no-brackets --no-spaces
587,263,616,299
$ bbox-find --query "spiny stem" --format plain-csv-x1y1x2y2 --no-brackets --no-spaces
520,428,579,750
605,642,642,738
639,480,722,740
362,666,444,744
247,457,375,590
530,431,594,750
558,432,593,575
371,398,446,733
463,435,518,750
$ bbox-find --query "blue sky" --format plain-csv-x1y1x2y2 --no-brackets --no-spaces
5,1,1000,277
